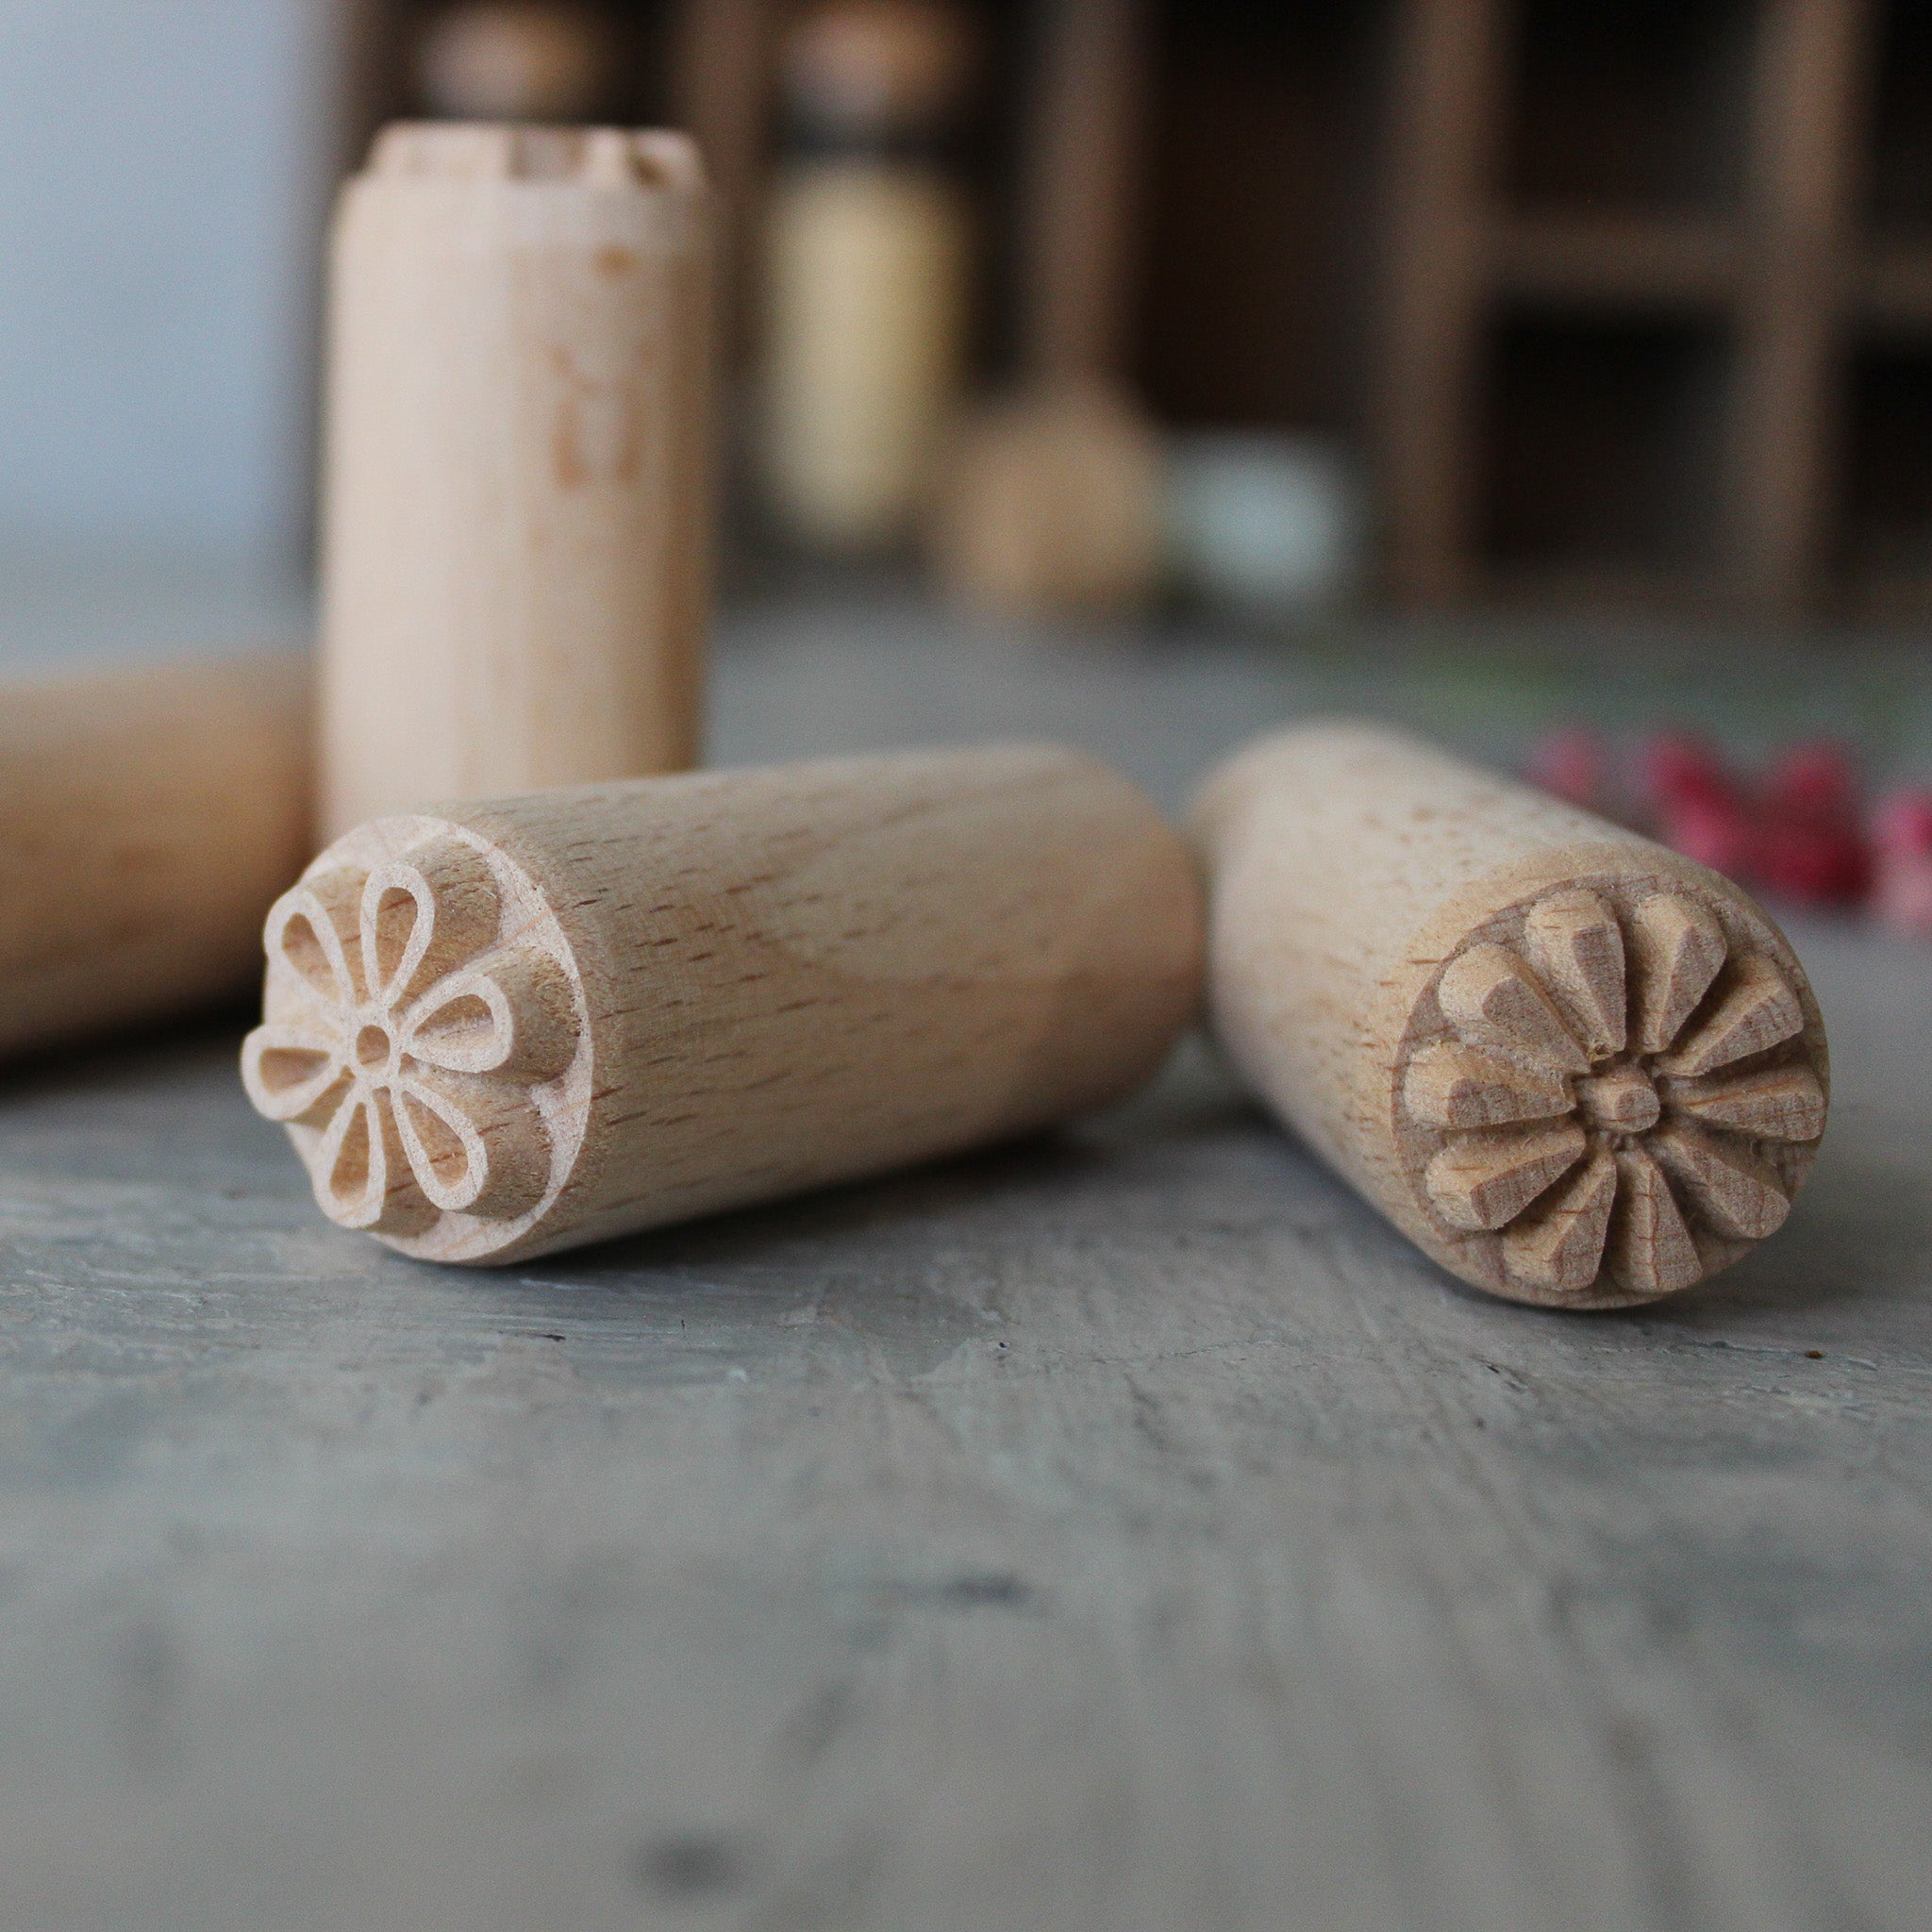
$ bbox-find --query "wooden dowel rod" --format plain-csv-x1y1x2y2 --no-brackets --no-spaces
1189,724,1829,1309
1376,0,1505,608
318,122,713,841
243,743,1202,1264
667,0,780,370
0,655,309,1058
1021,0,1145,383
927,0,1159,615
1726,0,1871,617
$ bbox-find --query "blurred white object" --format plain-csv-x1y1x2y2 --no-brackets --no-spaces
1166,432,1367,617
0,0,339,584
416,2,615,122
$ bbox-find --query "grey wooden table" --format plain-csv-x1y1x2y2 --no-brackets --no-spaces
2,596,1928,1932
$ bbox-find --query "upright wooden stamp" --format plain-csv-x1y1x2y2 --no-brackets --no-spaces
244,744,1202,1264
318,123,712,841
1190,724,1829,1309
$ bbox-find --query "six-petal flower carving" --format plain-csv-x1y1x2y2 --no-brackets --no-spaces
242,834,581,1241
1396,887,1825,1303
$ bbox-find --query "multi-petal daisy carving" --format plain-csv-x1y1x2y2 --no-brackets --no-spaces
1395,886,1825,1304
242,833,583,1242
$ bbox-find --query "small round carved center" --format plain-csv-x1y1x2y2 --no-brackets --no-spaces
355,1023,391,1071
1576,1064,1660,1135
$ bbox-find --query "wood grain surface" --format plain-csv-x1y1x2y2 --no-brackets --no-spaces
318,123,711,839
246,745,1200,1264
0,600,1926,1931
1190,724,1829,1308
0,654,309,1060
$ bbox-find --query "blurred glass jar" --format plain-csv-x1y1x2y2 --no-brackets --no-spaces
759,0,978,553
1166,431,1369,619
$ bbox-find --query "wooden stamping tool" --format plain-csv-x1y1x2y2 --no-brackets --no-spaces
932,0,1162,616
1188,724,1829,1310
0,655,308,1059
758,0,979,552
318,122,712,841
242,743,1202,1265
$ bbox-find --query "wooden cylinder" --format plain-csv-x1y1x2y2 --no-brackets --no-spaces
930,0,1161,615
758,0,978,550
318,122,712,841
761,161,973,547
0,655,309,1058
242,743,1202,1265
1189,724,1830,1311
932,377,1163,612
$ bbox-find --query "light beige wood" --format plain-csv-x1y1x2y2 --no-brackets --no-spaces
932,0,1161,616
0,655,309,1059
318,121,712,841
931,377,1162,615
758,0,978,551
1188,724,1829,1310
243,742,1202,1265
759,159,974,550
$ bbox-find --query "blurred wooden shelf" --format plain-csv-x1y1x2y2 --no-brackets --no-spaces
1859,235,1932,335
342,0,1932,625
1490,212,1742,312
1841,570,1932,622
1482,560,1738,620
1378,0,1917,625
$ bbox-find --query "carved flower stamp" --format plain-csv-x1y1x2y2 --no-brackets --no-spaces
1393,885,1826,1306
242,824,588,1256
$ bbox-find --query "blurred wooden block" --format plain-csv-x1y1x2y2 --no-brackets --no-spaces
933,379,1162,613
932,0,1162,616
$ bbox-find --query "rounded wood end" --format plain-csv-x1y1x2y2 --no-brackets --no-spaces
1391,876,1827,1310
783,0,978,138
367,121,706,193
242,816,592,1265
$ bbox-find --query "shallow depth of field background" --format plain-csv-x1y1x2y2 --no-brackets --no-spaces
4,0,1932,813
